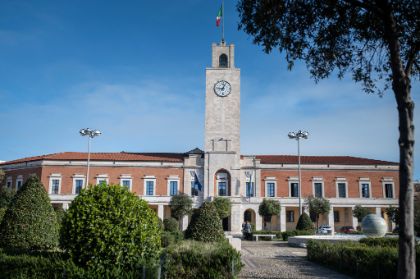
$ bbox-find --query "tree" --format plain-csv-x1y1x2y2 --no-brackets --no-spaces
163,217,180,233
185,201,225,242
0,187,15,209
296,212,314,231
169,193,193,229
353,205,370,222
60,184,161,272
212,197,232,219
0,169,5,187
237,2,419,277
0,175,59,251
258,198,281,228
306,196,331,230
385,206,400,224
415,199,420,237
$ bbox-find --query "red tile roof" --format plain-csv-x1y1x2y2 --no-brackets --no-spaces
0,152,185,165
254,155,397,165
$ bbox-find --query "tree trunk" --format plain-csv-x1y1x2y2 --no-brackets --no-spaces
379,2,416,278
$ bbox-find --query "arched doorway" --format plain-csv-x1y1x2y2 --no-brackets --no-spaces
214,169,231,196
244,209,256,229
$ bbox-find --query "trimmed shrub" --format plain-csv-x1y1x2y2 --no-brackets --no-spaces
307,240,420,279
161,231,184,248
60,184,161,273
295,212,314,231
163,217,180,232
163,240,242,279
359,237,399,247
0,208,6,224
0,176,59,251
54,207,66,229
212,197,232,219
185,201,224,242
0,187,15,208
169,193,193,221
281,229,315,241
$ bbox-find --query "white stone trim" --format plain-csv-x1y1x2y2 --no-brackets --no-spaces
359,179,372,198
144,177,156,196
72,176,86,194
49,174,62,194
6,176,12,189
335,180,348,198
265,180,277,197
288,179,299,198
15,175,23,190
167,179,179,196
312,180,324,198
96,174,109,185
120,177,133,192
382,181,395,199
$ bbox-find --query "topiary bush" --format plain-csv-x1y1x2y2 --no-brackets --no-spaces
0,176,59,251
164,217,180,232
296,212,314,231
60,184,161,273
185,202,224,242
161,231,184,248
212,197,232,219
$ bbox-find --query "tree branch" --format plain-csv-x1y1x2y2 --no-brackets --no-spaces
405,42,419,77
342,0,384,16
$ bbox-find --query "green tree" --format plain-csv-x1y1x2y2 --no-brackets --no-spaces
0,169,5,187
0,187,15,209
258,198,281,228
185,201,224,242
352,205,371,223
60,184,161,272
163,217,180,233
237,2,419,277
0,175,59,251
296,212,314,231
212,197,232,219
306,196,331,230
169,193,193,229
385,206,400,224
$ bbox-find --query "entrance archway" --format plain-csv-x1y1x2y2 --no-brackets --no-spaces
244,209,256,229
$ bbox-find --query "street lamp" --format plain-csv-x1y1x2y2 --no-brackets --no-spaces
79,128,102,188
288,130,309,216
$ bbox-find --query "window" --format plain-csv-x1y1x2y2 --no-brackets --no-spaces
286,210,295,222
191,181,199,196
121,179,132,190
314,182,323,198
219,53,228,68
246,182,255,197
6,177,12,189
361,183,370,198
16,176,23,191
96,175,108,185
290,182,299,197
337,182,347,198
74,179,84,194
218,181,227,196
266,182,275,197
169,180,178,196
384,183,394,198
145,180,155,196
50,179,60,194
334,211,340,222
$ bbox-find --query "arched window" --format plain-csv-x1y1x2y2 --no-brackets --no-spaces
219,54,228,68
215,169,230,196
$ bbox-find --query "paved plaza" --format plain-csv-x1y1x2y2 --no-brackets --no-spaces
239,241,352,279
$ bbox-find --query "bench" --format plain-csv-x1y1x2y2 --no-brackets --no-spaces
253,234,276,241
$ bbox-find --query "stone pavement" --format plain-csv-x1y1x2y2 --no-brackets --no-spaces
239,241,352,279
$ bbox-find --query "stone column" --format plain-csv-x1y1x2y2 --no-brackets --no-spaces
280,206,286,232
181,215,189,231
327,206,335,234
230,204,242,233
351,207,358,229
157,204,164,221
255,213,263,231
375,207,382,217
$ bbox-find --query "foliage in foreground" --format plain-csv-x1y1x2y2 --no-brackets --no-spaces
212,197,232,219
60,184,161,272
169,193,193,221
0,176,59,251
163,240,242,279
307,239,420,279
295,212,314,231
185,201,224,242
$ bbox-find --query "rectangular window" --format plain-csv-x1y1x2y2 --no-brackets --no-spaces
266,182,275,197
314,182,323,198
121,179,131,190
246,182,254,197
191,181,199,196
98,179,107,185
384,183,394,198
51,179,60,194
338,183,346,198
286,210,294,222
218,182,227,196
169,181,178,196
16,180,23,190
146,180,155,196
75,179,83,194
361,183,370,198
334,211,340,222
290,183,299,197
6,181,12,188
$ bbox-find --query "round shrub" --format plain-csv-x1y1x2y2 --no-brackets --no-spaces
60,184,161,272
0,176,59,251
296,212,314,230
163,217,180,232
185,202,224,242
212,197,232,219
258,198,280,222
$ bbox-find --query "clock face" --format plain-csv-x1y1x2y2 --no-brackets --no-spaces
214,80,231,97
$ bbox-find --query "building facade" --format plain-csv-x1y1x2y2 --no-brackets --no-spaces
0,41,399,233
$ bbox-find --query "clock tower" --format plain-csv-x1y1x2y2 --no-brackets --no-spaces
204,41,241,209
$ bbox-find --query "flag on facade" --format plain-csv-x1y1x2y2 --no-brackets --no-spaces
194,172,202,191
216,5,222,27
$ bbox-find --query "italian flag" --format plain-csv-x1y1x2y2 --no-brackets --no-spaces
216,5,222,27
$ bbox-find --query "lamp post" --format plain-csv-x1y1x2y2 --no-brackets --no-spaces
288,130,309,216
79,128,102,188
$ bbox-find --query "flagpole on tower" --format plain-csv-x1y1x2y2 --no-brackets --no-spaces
222,0,225,43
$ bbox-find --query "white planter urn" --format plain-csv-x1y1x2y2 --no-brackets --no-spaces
361,214,387,237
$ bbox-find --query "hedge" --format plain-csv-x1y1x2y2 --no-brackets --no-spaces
163,240,242,279
307,240,420,279
161,231,184,248
252,230,282,239
359,237,399,247
281,229,315,241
